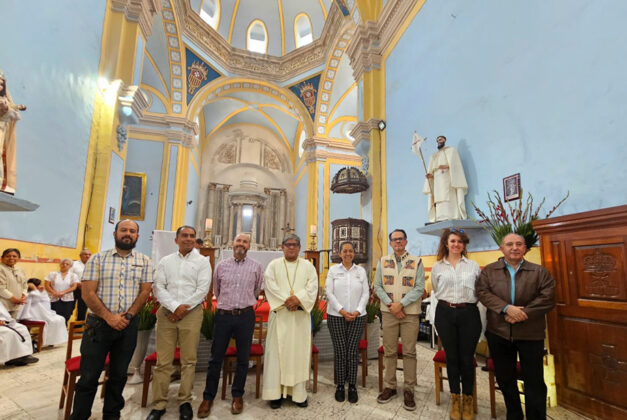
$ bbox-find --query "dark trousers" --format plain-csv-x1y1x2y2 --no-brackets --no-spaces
434,303,482,395
73,288,87,321
327,314,366,386
70,315,138,420
203,310,255,401
51,300,75,322
486,331,547,420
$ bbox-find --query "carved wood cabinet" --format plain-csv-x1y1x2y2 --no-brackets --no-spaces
533,205,627,420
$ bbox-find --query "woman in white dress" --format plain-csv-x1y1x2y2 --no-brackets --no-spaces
44,259,79,322
18,278,68,346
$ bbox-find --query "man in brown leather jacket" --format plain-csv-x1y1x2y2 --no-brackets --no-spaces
476,233,555,420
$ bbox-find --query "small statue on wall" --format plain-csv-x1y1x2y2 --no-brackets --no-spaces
0,70,27,195
414,133,468,222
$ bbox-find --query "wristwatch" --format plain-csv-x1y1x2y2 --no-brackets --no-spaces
124,313,133,321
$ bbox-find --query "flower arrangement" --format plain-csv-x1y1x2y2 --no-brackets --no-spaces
311,298,328,336
200,300,216,341
365,290,380,324
472,189,569,250
137,295,159,331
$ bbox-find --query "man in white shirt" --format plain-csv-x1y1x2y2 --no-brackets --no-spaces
147,226,212,420
69,248,91,321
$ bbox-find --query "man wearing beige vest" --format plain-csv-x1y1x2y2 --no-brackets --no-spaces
373,229,425,411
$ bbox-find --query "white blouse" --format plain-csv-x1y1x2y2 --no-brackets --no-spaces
45,271,79,302
325,263,370,317
430,257,480,304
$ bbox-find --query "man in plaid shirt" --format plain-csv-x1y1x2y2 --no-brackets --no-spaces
70,220,153,420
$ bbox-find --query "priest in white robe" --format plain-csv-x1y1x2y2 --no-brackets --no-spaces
423,135,468,222
262,234,319,408
17,279,68,346
0,301,35,365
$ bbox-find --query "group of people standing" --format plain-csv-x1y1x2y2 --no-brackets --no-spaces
1,218,554,420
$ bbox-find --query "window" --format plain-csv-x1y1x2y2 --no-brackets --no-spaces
199,0,220,29
294,14,313,48
247,20,268,54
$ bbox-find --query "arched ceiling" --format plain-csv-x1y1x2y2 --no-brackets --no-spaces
188,0,333,56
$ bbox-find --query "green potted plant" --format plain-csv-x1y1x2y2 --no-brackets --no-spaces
196,300,216,372
311,299,327,337
200,302,216,341
128,294,159,383
365,291,381,358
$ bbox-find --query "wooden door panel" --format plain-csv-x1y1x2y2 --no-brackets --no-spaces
560,317,627,408
534,206,627,419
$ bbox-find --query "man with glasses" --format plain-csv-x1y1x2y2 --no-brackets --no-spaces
374,229,425,411
262,234,318,409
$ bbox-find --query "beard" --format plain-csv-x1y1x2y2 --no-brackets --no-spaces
115,237,137,250
233,246,247,259
437,142,445,149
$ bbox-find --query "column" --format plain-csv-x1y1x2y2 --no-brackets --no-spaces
251,205,258,246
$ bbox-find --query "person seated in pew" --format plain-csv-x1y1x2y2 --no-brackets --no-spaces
0,301,38,366
17,278,68,347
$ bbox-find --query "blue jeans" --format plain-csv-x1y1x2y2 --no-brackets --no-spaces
202,310,255,400
70,314,138,420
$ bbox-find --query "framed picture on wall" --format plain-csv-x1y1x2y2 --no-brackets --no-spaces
121,172,146,220
503,173,521,202
108,207,116,224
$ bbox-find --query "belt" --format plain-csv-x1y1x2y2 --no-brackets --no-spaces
438,300,477,308
217,306,253,315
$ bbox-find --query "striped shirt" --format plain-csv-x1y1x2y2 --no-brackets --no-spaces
214,256,264,310
431,256,480,304
82,248,153,314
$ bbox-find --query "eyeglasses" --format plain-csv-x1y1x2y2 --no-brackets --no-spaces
390,237,405,243
283,243,300,248
450,228,465,233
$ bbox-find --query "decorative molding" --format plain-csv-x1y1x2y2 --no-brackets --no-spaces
302,136,361,164
130,114,198,147
174,0,346,83
111,0,161,38
348,118,380,157
346,0,418,80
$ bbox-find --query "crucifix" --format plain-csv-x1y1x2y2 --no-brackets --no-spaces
281,223,294,236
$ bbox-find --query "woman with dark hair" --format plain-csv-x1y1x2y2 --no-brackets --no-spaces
431,229,481,420
0,248,27,319
44,259,79,322
325,241,369,403
0,72,26,194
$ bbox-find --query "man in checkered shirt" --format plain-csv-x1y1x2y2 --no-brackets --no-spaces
70,219,153,420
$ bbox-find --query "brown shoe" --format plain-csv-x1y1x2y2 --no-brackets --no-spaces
450,394,461,420
231,397,244,415
462,394,474,420
376,388,397,404
197,399,212,418
403,390,416,411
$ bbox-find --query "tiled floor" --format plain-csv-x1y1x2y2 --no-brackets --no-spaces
0,342,589,420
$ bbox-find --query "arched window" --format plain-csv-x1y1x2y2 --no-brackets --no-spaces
247,20,268,54
294,13,313,48
199,0,220,29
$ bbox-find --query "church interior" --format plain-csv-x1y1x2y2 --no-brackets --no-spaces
1,0,625,419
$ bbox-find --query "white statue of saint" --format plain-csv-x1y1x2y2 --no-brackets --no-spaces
422,135,468,222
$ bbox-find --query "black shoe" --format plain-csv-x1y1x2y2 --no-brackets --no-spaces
348,385,358,403
270,398,283,409
145,409,166,420
23,355,38,364
295,398,308,408
335,384,345,402
179,402,193,420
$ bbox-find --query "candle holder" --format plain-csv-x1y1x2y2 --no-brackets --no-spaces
203,228,214,248
308,233,317,251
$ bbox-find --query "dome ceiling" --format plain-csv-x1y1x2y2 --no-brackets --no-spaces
188,0,333,56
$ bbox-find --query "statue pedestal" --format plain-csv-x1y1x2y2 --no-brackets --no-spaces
0,193,39,211
416,219,494,251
